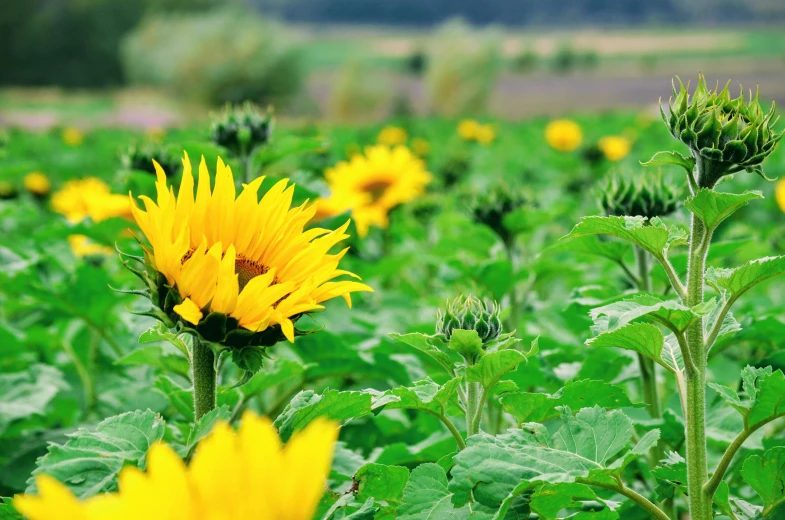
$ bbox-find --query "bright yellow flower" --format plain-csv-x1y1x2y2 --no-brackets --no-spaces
545,119,583,152
376,126,408,146
475,124,496,145
458,119,480,141
51,178,132,223
15,414,338,520
62,127,84,147
318,145,431,237
776,179,785,213
68,235,114,258
130,152,371,341
411,137,430,156
24,172,51,196
598,135,632,162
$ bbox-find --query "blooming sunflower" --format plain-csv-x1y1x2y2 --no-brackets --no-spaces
376,125,408,146
317,145,431,237
62,127,85,147
776,179,785,213
545,119,582,152
129,152,371,344
51,178,132,223
68,235,115,258
15,414,338,520
24,172,51,197
598,135,632,162
458,119,480,141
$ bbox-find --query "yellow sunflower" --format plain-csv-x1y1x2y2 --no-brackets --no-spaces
62,127,85,147
317,145,431,237
129,152,371,342
68,235,115,258
776,179,785,213
24,172,51,197
545,119,582,152
458,119,480,141
598,135,632,162
474,124,496,145
51,178,132,223
377,125,408,146
15,414,338,520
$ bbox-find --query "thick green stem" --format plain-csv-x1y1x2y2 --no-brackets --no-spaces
684,212,712,520
192,338,217,421
466,382,481,436
428,411,466,450
635,247,662,421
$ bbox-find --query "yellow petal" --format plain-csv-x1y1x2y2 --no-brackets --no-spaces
173,298,202,325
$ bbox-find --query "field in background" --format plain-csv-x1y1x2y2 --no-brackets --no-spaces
2,25,785,128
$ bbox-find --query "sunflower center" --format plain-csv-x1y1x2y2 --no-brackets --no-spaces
235,256,269,291
359,180,393,202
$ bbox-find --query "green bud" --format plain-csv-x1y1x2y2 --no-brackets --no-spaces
210,102,273,157
121,142,181,177
0,180,18,200
663,74,784,187
436,295,502,345
468,183,531,243
439,149,471,188
597,170,680,219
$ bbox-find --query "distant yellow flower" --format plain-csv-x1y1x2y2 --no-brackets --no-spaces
377,126,408,146
545,119,582,152
51,178,132,223
24,172,51,197
67,235,114,258
62,127,84,147
130,153,371,341
776,179,785,213
145,126,166,143
598,135,632,162
411,137,430,156
475,124,496,145
318,145,431,237
458,119,480,141
15,414,338,520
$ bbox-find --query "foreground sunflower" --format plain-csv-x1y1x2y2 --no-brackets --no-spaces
15,414,338,520
316,145,431,236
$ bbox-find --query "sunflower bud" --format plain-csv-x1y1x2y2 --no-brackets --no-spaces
210,103,272,157
436,295,502,345
0,180,18,200
664,74,783,187
121,142,181,177
598,171,680,219
469,184,531,243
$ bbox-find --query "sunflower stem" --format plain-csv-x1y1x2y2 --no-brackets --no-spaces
192,338,217,421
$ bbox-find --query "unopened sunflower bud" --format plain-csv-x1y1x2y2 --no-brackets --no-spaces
664,74,783,187
469,183,531,243
0,180,18,200
436,295,502,345
121,142,181,177
598,171,680,219
211,103,272,157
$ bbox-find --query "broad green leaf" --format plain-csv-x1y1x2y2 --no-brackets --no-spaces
563,216,683,259
0,365,68,433
652,452,687,501
0,498,21,520
590,293,702,334
379,378,462,417
465,350,527,390
26,410,165,499
684,189,763,231
528,482,604,520
709,366,785,430
641,150,695,174
184,405,232,456
552,406,631,466
741,447,785,517
274,389,375,442
114,345,190,379
502,379,641,424
390,333,454,373
355,463,409,511
396,463,477,520
154,375,194,422
242,358,305,397
545,235,629,263
139,322,190,359
448,329,484,360
587,322,665,369
706,256,785,298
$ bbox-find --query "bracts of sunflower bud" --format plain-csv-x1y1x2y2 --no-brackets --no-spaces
468,184,531,245
597,170,680,219
121,142,182,177
436,295,502,362
210,102,273,157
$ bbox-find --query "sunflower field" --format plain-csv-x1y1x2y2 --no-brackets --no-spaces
1,75,785,520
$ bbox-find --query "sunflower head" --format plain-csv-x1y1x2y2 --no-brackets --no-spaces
377,125,408,146
598,135,632,162
469,183,531,243
123,152,372,368
121,142,181,177
61,127,84,147
597,170,681,219
664,74,783,187
318,145,431,237
545,119,583,152
24,172,51,198
211,103,272,157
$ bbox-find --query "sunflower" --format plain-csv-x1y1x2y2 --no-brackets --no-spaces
52,178,132,223
15,414,338,520
61,127,85,147
545,119,582,152
68,235,115,258
598,135,632,162
24,172,51,197
129,152,371,343
317,145,431,237
376,125,408,146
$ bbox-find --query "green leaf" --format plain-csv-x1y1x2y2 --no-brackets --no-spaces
396,463,478,520
390,333,454,373
274,389,375,442
587,322,667,369
114,345,190,379
154,375,194,422
641,150,695,174
184,405,231,455
741,447,785,517
355,463,409,510
545,236,629,263
590,293,702,334
0,365,68,434
501,379,641,424
230,346,265,375
562,216,683,260
706,256,785,298
652,452,687,501
26,410,165,499
466,350,528,390
448,329,484,360
0,498,21,520
710,366,785,430
379,378,463,417
241,358,305,397
684,189,762,231
139,322,190,359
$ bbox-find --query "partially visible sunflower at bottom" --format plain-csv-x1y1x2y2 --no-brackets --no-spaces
314,145,431,237
15,414,338,520
127,152,372,347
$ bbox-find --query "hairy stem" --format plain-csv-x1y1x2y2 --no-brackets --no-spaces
427,411,466,450
684,212,712,520
466,381,480,436
192,338,217,421
635,247,662,421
